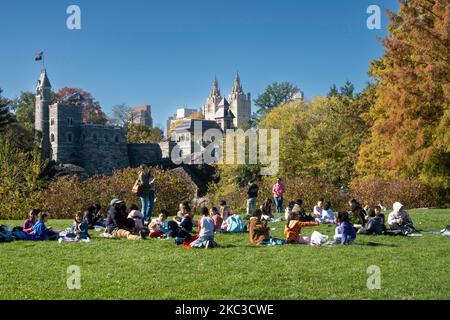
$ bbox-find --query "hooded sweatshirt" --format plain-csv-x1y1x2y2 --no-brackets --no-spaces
388,202,413,226
249,217,270,245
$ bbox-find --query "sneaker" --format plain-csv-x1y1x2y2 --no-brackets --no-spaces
139,230,147,239
205,240,211,249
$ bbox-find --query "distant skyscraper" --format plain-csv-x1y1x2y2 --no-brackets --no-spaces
130,105,153,127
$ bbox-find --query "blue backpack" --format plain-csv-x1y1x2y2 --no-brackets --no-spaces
226,215,244,233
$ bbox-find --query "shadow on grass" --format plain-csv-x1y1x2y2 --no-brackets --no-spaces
354,241,399,247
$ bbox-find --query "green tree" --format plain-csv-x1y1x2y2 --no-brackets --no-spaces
0,88,13,132
127,124,164,143
0,139,48,219
253,82,300,119
10,91,35,130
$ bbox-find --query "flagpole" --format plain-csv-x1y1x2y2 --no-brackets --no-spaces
42,53,45,69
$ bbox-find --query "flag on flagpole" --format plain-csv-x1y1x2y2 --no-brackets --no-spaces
35,51,43,61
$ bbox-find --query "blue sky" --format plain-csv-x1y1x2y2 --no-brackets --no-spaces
0,0,397,130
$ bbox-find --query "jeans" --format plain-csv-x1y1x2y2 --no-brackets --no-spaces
246,198,257,217
140,190,155,222
274,196,283,213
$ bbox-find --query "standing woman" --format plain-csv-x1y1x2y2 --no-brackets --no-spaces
272,178,285,215
136,164,156,224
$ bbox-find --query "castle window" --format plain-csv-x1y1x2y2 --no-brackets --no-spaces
67,133,73,143
50,118,54,126
104,135,108,142
93,134,97,142
82,134,86,143
115,135,120,143
51,133,55,143
67,117,73,126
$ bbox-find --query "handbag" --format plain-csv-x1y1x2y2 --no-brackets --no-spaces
131,179,142,194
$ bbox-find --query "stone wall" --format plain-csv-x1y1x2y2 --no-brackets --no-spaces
127,143,163,168
78,125,129,175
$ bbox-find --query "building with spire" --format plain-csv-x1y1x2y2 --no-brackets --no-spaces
228,73,251,128
202,73,251,128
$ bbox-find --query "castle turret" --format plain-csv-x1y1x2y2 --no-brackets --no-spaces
203,77,223,121
229,72,251,128
35,69,52,159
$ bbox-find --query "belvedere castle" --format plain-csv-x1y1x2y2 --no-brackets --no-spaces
34,70,253,176
35,69,163,175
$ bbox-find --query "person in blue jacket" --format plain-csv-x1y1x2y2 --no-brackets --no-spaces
32,212,59,241
334,211,356,245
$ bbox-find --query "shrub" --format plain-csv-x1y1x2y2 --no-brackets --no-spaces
206,176,441,214
206,176,348,213
30,167,196,219
0,140,47,220
349,179,439,210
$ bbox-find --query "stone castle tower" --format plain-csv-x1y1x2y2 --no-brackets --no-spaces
34,70,162,175
228,73,251,128
202,74,251,128
35,69,52,159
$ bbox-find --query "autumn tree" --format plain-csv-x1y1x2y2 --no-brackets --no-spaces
127,124,164,143
57,87,108,124
357,0,450,192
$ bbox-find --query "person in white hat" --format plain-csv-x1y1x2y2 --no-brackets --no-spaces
387,202,415,235
105,199,144,240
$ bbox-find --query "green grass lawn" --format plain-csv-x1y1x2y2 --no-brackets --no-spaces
1,208,449,300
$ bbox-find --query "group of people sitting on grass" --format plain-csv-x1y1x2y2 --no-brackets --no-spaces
0,189,419,246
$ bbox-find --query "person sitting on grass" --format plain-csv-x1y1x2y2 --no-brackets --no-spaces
284,201,296,221
388,202,416,235
210,207,223,233
22,208,40,234
334,211,356,245
296,199,314,222
32,212,60,241
61,211,90,242
148,210,170,239
284,204,320,244
360,205,386,235
105,199,144,240
313,198,324,221
166,201,194,245
349,199,367,232
249,209,284,246
11,209,40,240
190,207,217,249
219,200,232,221
260,198,274,221
321,201,335,224
127,204,144,232
83,204,106,229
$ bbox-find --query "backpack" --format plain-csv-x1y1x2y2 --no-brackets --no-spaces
0,225,15,243
226,215,244,233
